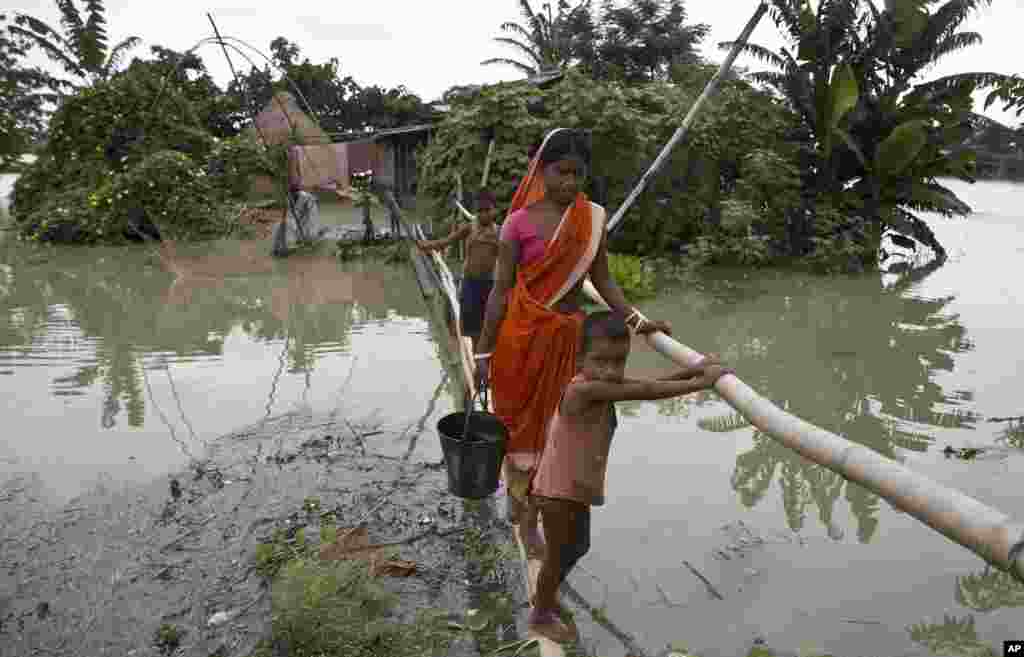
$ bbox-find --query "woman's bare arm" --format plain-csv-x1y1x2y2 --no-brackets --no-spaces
588,221,672,336
474,237,519,354
588,226,633,316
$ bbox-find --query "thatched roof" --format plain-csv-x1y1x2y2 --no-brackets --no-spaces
248,92,331,146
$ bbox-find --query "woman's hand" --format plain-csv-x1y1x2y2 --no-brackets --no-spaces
698,353,722,368
474,358,491,393
697,364,735,388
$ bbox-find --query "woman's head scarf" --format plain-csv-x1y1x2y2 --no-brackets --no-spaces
508,128,592,216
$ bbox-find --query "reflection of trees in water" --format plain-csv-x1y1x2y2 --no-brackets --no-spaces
0,244,423,429
955,567,1024,612
997,419,1024,450
907,615,997,657
720,267,975,541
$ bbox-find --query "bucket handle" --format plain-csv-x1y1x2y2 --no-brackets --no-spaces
461,386,489,439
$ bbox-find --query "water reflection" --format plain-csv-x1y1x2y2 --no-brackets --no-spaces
907,615,997,657
955,567,1024,612
724,265,976,540
0,238,425,431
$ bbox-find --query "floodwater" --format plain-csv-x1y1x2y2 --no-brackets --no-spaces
2,175,1023,656
585,178,1024,657
0,183,457,505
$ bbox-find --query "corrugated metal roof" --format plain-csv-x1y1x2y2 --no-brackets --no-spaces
372,124,436,140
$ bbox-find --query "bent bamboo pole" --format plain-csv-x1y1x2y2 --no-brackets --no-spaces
379,189,476,400
415,224,477,400
453,198,476,221
581,280,1024,582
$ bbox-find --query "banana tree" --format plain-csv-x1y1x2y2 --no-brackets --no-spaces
5,0,140,87
726,0,1006,261
481,0,579,75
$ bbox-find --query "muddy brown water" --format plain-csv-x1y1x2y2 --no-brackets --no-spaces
2,176,1024,657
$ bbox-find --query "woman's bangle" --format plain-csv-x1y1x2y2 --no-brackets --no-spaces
473,353,493,360
624,309,649,335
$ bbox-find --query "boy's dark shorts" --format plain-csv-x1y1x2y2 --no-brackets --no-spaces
458,276,494,337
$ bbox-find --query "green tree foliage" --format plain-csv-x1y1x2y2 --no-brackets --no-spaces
481,0,584,75
6,0,140,86
483,0,710,84
987,74,1024,119
420,68,796,256
9,53,274,244
0,14,67,168
724,0,1011,261
228,37,435,135
130,45,243,139
587,0,710,83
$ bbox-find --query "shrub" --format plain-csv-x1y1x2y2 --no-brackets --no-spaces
689,232,771,267
111,150,236,241
607,252,656,300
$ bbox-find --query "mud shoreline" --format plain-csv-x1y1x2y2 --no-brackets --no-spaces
0,409,527,657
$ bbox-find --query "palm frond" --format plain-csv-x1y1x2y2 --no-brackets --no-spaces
54,0,85,60
490,36,544,68
927,0,991,44
498,21,534,40
719,41,788,70
904,181,972,216
516,0,545,39
768,1,807,44
930,31,982,62
79,0,109,74
819,0,859,44
749,70,787,88
102,36,140,79
917,71,1011,94
479,57,537,76
7,22,83,78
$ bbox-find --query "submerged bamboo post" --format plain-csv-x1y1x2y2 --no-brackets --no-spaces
580,280,1024,582
606,2,769,234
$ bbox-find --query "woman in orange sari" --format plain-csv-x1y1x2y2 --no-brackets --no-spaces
474,128,671,554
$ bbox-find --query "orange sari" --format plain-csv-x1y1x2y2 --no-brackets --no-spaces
491,129,605,478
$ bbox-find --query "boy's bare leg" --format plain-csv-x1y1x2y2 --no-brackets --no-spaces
529,496,583,642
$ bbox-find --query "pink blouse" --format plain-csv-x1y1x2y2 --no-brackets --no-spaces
500,208,547,266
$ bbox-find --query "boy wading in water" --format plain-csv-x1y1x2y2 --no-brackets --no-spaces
417,191,500,350
527,311,733,643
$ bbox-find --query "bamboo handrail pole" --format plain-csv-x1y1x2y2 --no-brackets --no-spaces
416,224,476,398
606,2,769,234
453,198,476,221
481,138,496,188
580,280,1024,582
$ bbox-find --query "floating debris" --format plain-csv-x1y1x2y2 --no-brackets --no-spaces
207,610,239,627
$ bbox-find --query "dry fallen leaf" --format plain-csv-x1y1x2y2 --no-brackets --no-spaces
371,559,417,577
319,527,418,577
319,526,382,562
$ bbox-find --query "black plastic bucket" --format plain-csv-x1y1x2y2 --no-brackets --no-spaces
437,396,508,499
